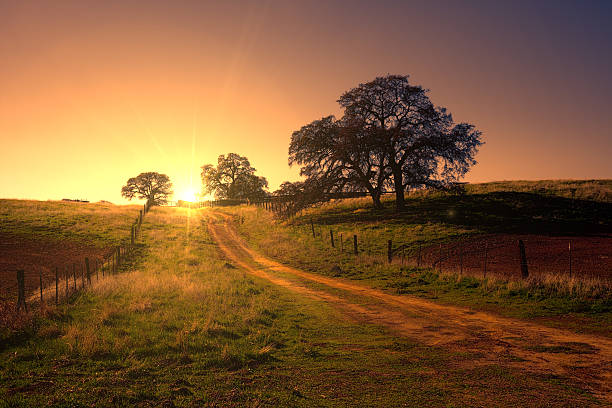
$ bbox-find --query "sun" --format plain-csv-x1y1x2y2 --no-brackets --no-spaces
179,188,198,202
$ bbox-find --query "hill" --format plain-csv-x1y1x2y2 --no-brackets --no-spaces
0,199,141,302
223,180,612,335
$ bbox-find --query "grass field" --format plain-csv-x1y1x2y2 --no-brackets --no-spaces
0,207,603,407
0,200,143,303
0,199,142,247
222,180,612,336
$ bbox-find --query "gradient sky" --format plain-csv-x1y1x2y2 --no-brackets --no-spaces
1,0,611,203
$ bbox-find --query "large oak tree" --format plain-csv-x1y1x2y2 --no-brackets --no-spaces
289,75,483,211
289,116,390,208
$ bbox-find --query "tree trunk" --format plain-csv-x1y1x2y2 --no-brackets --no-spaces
371,192,383,209
393,168,405,211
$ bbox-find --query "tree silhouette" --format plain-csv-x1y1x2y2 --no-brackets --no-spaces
201,153,268,200
121,172,173,206
289,116,389,209
289,74,483,211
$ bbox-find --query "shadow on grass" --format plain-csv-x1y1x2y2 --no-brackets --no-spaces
298,192,612,235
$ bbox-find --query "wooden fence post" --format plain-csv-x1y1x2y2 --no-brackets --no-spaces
519,240,528,279
459,244,463,276
80,264,85,288
387,240,393,263
330,230,335,248
483,243,488,279
39,270,43,305
16,270,27,312
568,240,572,278
85,258,91,285
55,267,59,305
353,235,358,255
311,219,315,238
131,225,135,246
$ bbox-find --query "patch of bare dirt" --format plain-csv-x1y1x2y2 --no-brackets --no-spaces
418,233,612,281
208,211,612,403
0,233,109,301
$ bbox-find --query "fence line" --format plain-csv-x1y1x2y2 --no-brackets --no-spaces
284,216,612,284
13,199,154,313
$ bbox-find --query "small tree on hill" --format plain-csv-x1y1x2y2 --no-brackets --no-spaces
201,153,268,200
121,172,173,206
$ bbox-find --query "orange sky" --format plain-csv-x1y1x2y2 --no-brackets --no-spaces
1,1,611,203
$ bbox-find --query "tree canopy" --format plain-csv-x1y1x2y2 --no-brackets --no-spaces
121,172,173,206
289,74,483,210
201,153,268,200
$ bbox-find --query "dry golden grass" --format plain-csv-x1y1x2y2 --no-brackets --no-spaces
37,207,279,360
2,206,606,407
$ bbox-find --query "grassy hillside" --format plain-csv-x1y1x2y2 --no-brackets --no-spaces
299,180,612,237
0,208,601,407
223,180,612,335
464,179,612,202
0,199,142,248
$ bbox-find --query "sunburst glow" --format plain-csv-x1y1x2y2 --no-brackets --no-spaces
179,188,197,202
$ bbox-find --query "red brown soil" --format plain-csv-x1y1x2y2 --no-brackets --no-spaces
0,233,110,301
416,234,612,281
208,212,612,403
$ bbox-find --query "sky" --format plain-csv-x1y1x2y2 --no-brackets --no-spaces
1,0,611,204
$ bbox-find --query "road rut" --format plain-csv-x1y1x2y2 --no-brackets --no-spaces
207,212,612,402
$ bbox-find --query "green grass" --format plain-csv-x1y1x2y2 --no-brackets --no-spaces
0,207,602,407
0,199,142,248
464,179,612,202
222,180,612,336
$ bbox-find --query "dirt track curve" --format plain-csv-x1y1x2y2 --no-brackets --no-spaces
207,212,612,402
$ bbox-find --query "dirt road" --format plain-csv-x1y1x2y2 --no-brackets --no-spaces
207,212,612,402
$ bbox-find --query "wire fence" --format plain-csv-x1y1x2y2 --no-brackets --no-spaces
5,200,153,315
390,234,612,282
292,215,612,285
